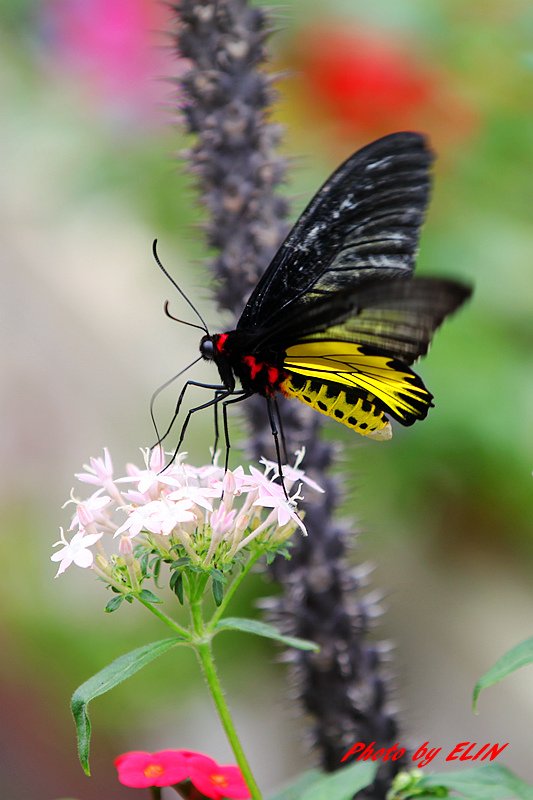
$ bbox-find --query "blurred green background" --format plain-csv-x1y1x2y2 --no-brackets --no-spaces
1,0,532,797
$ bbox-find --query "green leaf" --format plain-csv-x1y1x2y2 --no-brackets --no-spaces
473,637,533,712
268,770,323,800
104,595,124,614
213,617,319,651
269,764,377,800
212,578,224,606
170,571,184,604
171,557,190,569
420,765,533,800
211,569,227,608
139,552,149,575
138,588,162,604
71,638,185,775
298,762,377,800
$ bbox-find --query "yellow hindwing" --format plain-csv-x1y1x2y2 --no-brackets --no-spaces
281,340,433,433
280,372,392,439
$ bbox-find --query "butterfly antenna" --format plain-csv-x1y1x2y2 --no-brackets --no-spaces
152,239,209,334
150,355,203,449
164,300,207,333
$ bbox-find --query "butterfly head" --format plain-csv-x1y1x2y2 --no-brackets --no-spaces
199,334,215,361
200,333,236,392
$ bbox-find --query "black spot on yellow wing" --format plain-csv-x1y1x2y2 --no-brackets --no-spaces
282,340,434,426
280,372,392,440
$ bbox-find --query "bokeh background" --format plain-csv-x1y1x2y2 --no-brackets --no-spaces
1,0,532,797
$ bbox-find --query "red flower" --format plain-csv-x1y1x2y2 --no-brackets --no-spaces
296,27,433,134
286,23,477,148
115,749,251,798
115,749,189,788
185,752,251,800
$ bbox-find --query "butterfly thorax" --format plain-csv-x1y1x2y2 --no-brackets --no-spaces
202,331,288,397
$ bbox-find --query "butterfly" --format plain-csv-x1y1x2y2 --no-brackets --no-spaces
154,132,471,470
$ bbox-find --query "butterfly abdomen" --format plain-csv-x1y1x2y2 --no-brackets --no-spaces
280,372,392,440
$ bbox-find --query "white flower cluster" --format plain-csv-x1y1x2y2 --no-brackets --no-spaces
52,448,322,579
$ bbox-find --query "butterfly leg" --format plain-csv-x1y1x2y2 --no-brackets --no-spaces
212,389,227,463
273,396,289,464
266,397,289,500
149,356,204,453
153,380,228,451
220,392,252,473
165,390,233,470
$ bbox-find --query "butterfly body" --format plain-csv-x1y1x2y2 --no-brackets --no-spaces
202,331,288,397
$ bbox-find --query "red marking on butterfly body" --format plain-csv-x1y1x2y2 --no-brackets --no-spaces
267,366,280,385
215,333,229,352
243,355,262,379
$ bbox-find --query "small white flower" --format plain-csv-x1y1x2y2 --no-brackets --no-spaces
118,451,182,495
115,498,196,539
260,448,324,494
247,465,279,495
254,483,307,536
59,448,313,580
183,456,225,485
51,528,103,576
65,489,112,531
254,495,307,536
210,505,237,537
75,448,114,486
167,484,219,512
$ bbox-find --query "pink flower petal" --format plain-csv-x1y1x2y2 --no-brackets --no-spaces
115,749,189,788
186,753,251,799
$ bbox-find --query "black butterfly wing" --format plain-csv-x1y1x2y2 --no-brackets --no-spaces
261,277,471,364
237,132,433,331
276,277,471,431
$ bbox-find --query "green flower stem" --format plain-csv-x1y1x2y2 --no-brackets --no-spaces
150,787,161,800
208,552,262,630
190,594,262,799
136,596,191,640
195,639,262,799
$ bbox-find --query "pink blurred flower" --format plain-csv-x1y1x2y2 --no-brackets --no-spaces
43,0,178,123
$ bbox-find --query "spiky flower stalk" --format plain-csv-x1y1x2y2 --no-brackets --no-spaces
174,1,405,795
